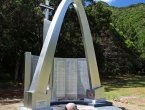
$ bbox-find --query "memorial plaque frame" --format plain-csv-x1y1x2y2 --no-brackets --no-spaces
52,58,91,99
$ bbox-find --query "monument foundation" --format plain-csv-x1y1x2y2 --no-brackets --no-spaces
18,0,121,109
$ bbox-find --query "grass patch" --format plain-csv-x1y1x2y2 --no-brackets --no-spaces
139,104,145,107
101,74,145,100
128,101,135,105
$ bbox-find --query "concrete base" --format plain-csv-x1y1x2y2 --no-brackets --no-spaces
19,99,121,110
18,104,122,110
23,91,51,110
86,86,105,100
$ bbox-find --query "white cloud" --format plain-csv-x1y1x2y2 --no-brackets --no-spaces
95,0,115,4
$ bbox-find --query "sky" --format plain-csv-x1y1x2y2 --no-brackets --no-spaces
95,0,145,7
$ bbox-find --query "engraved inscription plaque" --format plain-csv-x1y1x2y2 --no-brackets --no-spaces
52,58,90,99
31,55,39,81
77,58,90,98
36,99,47,109
65,59,78,98
53,58,65,98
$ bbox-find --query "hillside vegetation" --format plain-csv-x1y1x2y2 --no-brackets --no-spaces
108,2,145,58
96,2,145,74
0,1,145,82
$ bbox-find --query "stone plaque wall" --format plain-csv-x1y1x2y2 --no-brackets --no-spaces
30,56,90,99
77,58,90,98
65,59,78,98
53,58,90,99
31,55,39,81
53,58,65,98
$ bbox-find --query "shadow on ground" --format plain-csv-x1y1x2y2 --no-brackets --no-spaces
100,74,145,92
119,107,126,110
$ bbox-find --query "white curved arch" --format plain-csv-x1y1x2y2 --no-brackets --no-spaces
29,0,101,93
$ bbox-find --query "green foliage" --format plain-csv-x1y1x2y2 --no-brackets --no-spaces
93,2,145,75
0,1,145,81
0,72,13,82
55,8,85,58
107,2,145,59
0,0,44,80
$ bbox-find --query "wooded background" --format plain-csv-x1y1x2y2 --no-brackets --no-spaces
0,0,145,82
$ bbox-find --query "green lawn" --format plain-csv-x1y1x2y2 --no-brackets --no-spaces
100,74,145,106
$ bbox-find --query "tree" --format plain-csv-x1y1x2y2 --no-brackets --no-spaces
0,0,44,81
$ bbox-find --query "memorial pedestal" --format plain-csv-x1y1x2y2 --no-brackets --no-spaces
19,103,122,110
86,86,105,100
23,91,51,110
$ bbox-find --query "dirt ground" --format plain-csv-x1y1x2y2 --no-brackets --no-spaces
111,100,145,110
0,99,145,110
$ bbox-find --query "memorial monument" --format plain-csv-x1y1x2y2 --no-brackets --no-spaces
18,0,121,109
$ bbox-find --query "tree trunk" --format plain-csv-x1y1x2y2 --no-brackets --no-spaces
15,60,19,81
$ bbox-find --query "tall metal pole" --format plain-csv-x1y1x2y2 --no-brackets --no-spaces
45,0,49,20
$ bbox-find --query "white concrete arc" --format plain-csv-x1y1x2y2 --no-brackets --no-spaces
29,0,101,93
72,0,101,89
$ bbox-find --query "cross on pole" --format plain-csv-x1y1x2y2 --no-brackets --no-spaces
40,0,54,20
